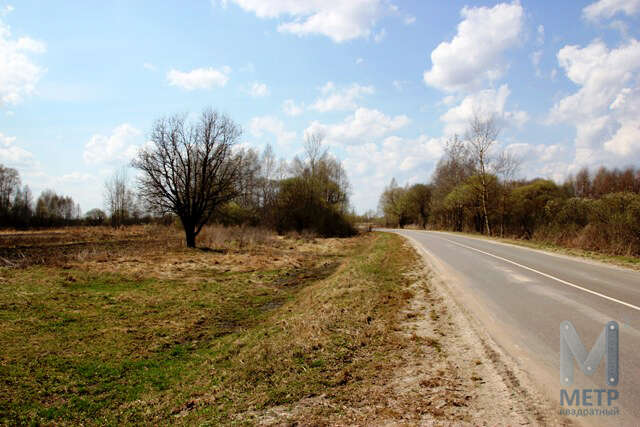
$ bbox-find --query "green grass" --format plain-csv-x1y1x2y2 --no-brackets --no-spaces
0,232,418,425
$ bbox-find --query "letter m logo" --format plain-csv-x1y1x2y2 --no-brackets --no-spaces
560,320,618,387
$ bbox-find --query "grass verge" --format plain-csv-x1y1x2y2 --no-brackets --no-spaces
0,232,418,425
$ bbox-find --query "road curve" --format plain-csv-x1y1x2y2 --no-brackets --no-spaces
385,229,640,426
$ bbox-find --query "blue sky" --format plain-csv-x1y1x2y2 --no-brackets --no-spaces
1,0,640,213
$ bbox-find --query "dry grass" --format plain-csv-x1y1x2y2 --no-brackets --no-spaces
0,227,428,425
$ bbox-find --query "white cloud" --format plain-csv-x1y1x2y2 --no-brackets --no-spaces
83,124,143,165
0,18,46,105
310,82,374,112
15,37,45,53
423,2,523,92
166,66,230,90
0,143,35,168
404,16,416,25
355,57,364,65
440,84,529,135
506,142,572,182
441,95,458,106
248,81,269,97
282,99,303,116
249,116,296,146
531,50,543,66
603,122,640,156
583,0,640,21
0,133,37,170
56,172,96,184
1,5,14,16
506,142,566,163
342,134,445,210
143,62,156,71
531,50,543,77
373,28,386,43
392,80,406,91
0,131,16,146
305,107,410,145
549,38,640,166
536,24,545,46
224,0,394,43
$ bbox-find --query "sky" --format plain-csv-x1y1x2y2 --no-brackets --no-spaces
1,0,640,214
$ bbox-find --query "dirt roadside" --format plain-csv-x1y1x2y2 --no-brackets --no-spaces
256,236,573,425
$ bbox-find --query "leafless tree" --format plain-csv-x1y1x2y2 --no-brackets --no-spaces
303,132,325,175
494,150,522,236
0,165,20,215
132,109,242,248
574,167,591,197
465,114,500,236
104,167,136,227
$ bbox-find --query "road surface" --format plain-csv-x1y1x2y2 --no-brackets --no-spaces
387,229,640,426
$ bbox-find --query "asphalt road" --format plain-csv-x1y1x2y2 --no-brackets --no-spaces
386,229,640,426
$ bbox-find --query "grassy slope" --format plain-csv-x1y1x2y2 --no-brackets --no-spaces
0,232,417,425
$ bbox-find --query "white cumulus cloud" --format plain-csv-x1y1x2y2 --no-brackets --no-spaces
583,0,640,21
0,18,46,105
223,0,396,43
440,85,529,135
305,107,409,145
248,81,269,97
282,99,303,116
83,124,143,165
310,82,374,112
0,133,38,170
423,2,523,92
166,66,230,90
550,38,640,166
249,116,296,146
342,134,446,211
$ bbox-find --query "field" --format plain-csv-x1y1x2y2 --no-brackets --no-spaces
0,225,545,425
0,226,424,424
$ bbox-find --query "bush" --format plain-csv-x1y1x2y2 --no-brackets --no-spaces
586,192,640,255
274,177,356,237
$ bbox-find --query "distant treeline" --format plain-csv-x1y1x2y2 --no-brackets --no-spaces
0,115,356,242
1,165,80,228
379,117,640,256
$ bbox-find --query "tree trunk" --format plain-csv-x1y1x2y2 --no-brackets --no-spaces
480,172,491,236
184,226,196,248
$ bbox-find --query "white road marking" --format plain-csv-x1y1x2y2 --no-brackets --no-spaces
420,233,640,313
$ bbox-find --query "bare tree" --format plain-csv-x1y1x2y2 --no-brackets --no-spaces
0,165,20,216
465,114,500,236
104,167,136,227
494,150,521,236
574,167,591,197
303,132,325,175
132,109,242,248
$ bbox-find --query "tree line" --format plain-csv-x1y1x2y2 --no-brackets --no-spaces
379,116,640,256
133,109,354,247
1,108,356,247
0,165,81,228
